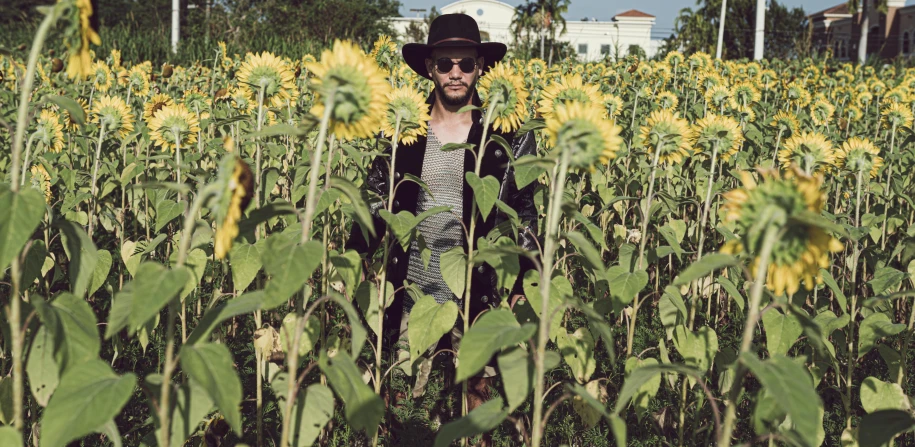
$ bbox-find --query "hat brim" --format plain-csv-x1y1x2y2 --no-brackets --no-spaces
402,40,507,80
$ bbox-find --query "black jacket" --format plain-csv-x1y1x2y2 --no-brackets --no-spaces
347,90,539,335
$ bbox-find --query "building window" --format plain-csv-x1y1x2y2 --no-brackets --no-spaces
578,44,588,55
839,40,845,59
905,32,911,54
601,44,611,55
834,40,839,57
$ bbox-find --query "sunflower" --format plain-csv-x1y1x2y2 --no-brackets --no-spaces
147,104,201,152
182,88,212,120
835,137,883,179
856,91,874,109
656,91,678,110
881,102,914,129
639,109,694,166
29,164,52,204
308,40,390,141
784,81,812,109
770,111,799,135
779,131,835,175
809,99,835,127
236,51,299,109
544,101,623,169
214,156,254,260
691,114,744,161
603,94,624,120
730,82,760,109
35,109,65,153
230,87,255,114
218,41,234,71
720,168,843,296
370,35,399,72
126,65,150,98
143,93,175,121
91,61,114,93
62,97,89,131
664,51,684,69
478,62,529,133
843,105,863,123
688,52,712,70
705,85,730,112
537,73,603,119
884,87,909,104
61,0,102,79
758,69,777,89
91,95,135,139
380,85,430,146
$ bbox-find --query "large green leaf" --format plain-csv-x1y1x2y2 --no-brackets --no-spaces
51,293,100,373
57,220,99,298
39,360,136,447
455,309,536,383
868,267,907,296
271,373,335,447
522,270,570,341
466,173,499,221
433,398,509,447
263,236,323,305
671,253,738,286
318,351,383,438
860,376,910,414
186,291,272,345
154,197,186,233
0,186,46,273
27,326,59,407
179,343,243,434
762,308,803,357
87,249,112,298
144,374,214,447
496,347,532,412
624,357,661,419
858,313,905,359
105,262,189,337
740,353,822,447
408,294,458,367
229,239,263,292
612,363,704,415
566,230,606,274
820,268,847,313
280,312,321,357
556,326,597,384
858,410,915,447
673,325,718,376
330,249,362,299
606,266,648,307
0,426,21,447
659,286,687,339
439,246,467,299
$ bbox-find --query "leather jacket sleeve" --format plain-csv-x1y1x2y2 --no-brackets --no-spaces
499,130,540,296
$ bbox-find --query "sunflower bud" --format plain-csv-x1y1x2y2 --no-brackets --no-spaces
162,64,173,78
51,58,64,73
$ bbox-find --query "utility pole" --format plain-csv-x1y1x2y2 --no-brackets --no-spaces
171,0,179,54
754,0,765,60
715,0,727,59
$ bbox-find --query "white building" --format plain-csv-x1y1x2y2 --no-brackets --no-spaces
388,0,659,61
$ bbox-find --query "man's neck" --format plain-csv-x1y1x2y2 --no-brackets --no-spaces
429,90,474,145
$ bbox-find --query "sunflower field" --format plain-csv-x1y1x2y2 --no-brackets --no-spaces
3,2,915,447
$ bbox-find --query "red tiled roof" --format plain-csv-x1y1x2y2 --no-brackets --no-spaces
809,3,850,17
614,9,655,19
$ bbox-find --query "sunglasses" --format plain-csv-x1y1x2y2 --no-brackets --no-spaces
434,57,478,74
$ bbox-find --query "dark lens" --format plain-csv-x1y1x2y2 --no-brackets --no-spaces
458,58,476,73
436,58,454,73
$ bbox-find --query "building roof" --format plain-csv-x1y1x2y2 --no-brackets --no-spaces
613,9,655,19
808,3,851,18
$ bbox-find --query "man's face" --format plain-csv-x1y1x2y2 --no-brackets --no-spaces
425,47,484,107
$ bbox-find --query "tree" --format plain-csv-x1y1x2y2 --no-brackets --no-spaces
540,0,570,66
661,0,807,60
511,2,538,58
847,0,888,63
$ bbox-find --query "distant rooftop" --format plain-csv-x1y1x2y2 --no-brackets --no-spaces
613,9,655,19
809,3,851,18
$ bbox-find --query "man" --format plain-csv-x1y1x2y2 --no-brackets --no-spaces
348,13,538,412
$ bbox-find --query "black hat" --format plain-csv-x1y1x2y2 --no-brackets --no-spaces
402,13,507,80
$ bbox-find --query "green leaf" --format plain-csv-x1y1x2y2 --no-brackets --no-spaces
456,309,535,383
433,399,509,447
496,348,532,412
87,249,111,298
566,230,606,274
51,293,100,373
263,237,323,306
672,253,738,286
868,267,908,295
673,325,718,383
557,327,597,383
465,173,500,221
440,246,467,299
45,95,86,124
242,123,305,139
144,375,214,447
330,176,375,239
820,268,847,313
319,351,384,438
624,357,661,418
354,281,382,337
408,294,458,367
0,426,21,447
229,240,263,292
612,363,704,415
57,220,98,298
279,381,335,447
717,276,745,311
657,224,684,260
659,286,687,339
858,410,915,447
27,326,59,407
516,118,546,135
740,353,822,447
513,154,551,189
328,293,368,358
154,198,185,233
176,248,207,301
39,360,136,447
762,308,803,356
521,270,569,341
860,376,910,414
107,262,189,337
606,266,648,306
330,250,362,299
0,376,10,425
858,313,906,358
186,291,276,345
179,343,243,434
21,240,48,287
280,312,321,356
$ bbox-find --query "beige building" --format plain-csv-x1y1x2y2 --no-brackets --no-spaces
388,0,660,61
809,0,915,60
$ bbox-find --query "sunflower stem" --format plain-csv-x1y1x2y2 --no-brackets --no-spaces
20,134,37,187
628,138,663,356
718,224,782,446
690,140,719,330
879,122,897,251
88,121,108,240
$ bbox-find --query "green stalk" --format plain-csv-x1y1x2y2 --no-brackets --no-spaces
88,122,108,239
846,168,865,426
19,135,38,186
718,224,781,446
690,140,720,328
531,145,572,447
7,7,57,434
879,122,897,251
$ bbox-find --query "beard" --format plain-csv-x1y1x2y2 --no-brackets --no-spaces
434,76,477,106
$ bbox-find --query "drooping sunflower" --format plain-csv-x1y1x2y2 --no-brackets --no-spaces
544,101,623,169
236,51,299,109
30,164,52,204
478,62,529,133
381,85,430,146
778,131,835,175
229,87,255,114
62,97,89,131
214,156,255,260
705,85,731,112
35,109,65,153
603,94,624,120
308,40,390,141
61,0,102,79
182,88,212,120
147,104,201,152
537,73,603,119
91,61,114,93
770,111,799,135
143,93,175,121
809,99,835,127
784,81,812,109
127,65,150,98
664,51,684,69
370,35,399,72
834,137,883,179
656,91,678,110
638,109,694,166
720,168,843,296
691,114,744,161
526,58,547,79
856,91,874,109
880,102,914,129
730,82,760,109
91,95,135,139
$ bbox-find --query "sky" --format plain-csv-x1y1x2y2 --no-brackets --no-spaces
396,0,875,39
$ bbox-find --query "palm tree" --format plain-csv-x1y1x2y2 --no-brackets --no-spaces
539,0,570,65
511,2,538,57
848,0,888,63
